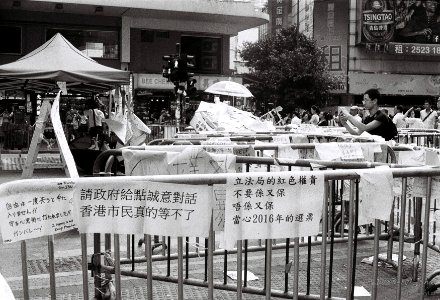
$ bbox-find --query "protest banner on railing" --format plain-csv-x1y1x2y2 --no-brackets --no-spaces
0,179,75,243
223,172,324,249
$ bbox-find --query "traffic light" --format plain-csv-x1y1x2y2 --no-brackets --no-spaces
162,55,174,80
186,78,197,97
177,54,195,82
169,57,180,82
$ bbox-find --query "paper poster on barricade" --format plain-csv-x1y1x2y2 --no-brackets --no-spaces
294,124,319,134
290,134,309,144
201,137,234,145
0,179,75,243
248,163,281,173
168,147,236,174
272,135,290,144
397,150,426,166
143,182,213,238
203,146,234,154
177,133,208,140
123,147,236,175
338,143,364,161
314,143,341,161
74,180,147,234
355,167,394,225
232,145,255,173
223,172,324,250
190,112,215,132
213,185,226,231
314,143,364,161
51,92,79,177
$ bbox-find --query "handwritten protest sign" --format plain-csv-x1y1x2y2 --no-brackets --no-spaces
314,143,364,161
223,172,324,249
168,147,236,174
74,178,213,237
398,150,426,166
213,185,226,231
123,150,177,176
272,135,290,144
0,179,75,243
123,147,236,176
201,137,233,145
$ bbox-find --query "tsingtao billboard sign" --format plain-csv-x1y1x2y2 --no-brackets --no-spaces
362,0,395,43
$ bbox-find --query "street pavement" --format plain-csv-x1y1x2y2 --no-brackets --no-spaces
1,163,440,299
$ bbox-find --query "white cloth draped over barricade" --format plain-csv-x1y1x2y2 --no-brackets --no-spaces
190,101,275,132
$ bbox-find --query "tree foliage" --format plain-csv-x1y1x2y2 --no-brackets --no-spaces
240,25,337,112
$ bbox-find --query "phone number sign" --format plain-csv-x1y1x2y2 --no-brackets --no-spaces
388,42,440,56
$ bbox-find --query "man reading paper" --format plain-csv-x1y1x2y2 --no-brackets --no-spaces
339,89,397,141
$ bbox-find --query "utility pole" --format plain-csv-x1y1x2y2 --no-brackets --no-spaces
175,43,181,130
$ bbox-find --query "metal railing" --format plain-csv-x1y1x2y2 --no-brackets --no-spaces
4,164,440,299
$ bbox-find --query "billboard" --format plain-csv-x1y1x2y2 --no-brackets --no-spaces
361,0,440,56
314,0,349,93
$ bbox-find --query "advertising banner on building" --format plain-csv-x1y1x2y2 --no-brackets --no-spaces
314,0,348,93
361,0,440,56
361,0,395,43
349,72,440,95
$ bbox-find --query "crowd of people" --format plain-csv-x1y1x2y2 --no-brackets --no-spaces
279,88,440,141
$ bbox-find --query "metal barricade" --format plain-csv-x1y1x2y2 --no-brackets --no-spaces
88,146,411,299
5,164,440,299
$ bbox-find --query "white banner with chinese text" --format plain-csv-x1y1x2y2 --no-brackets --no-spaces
74,178,213,237
223,172,324,249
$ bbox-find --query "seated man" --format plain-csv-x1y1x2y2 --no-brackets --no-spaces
339,89,397,141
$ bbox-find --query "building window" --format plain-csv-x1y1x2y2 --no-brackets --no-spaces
276,17,283,26
277,7,283,14
46,28,119,59
275,28,282,35
329,46,341,71
181,36,221,74
141,30,154,43
156,31,170,39
0,26,21,54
